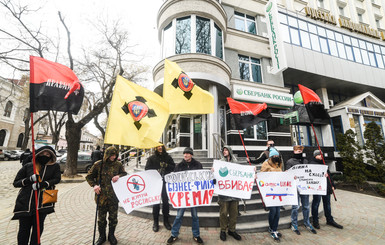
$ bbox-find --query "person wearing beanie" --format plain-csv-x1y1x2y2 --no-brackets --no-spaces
12,146,61,245
310,150,343,230
285,145,317,235
145,145,175,232
259,147,283,242
167,147,204,244
86,146,127,245
214,145,242,241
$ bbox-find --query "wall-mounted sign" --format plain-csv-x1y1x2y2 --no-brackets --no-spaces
265,0,287,74
305,7,336,25
346,107,385,117
232,84,294,107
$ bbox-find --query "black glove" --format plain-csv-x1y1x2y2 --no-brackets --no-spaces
212,179,217,185
32,181,48,190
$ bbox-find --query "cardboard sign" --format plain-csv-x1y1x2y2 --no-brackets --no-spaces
288,164,328,195
213,160,255,199
256,172,298,207
112,170,162,214
164,169,215,208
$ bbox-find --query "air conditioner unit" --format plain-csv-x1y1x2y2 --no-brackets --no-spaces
328,100,334,107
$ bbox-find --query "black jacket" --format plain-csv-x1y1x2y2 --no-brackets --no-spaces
91,149,102,163
145,149,175,177
285,156,308,170
12,162,61,220
309,158,335,195
175,158,203,172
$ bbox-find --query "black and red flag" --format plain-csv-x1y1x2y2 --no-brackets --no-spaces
227,97,271,130
298,84,330,124
29,56,84,114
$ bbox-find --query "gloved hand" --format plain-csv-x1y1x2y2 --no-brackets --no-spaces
32,181,48,191
29,174,39,182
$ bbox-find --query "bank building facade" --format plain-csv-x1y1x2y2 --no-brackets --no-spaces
152,0,385,169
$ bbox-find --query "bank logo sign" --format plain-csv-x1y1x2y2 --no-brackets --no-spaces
232,84,294,107
265,0,287,74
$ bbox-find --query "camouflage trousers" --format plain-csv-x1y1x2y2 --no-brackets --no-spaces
98,201,119,230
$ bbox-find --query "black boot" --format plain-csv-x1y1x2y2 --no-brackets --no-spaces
163,215,171,230
95,226,106,245
153,218,159,232
108,227,118,245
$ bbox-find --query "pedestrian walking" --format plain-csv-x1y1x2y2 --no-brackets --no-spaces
310,150,343,229
91,145,103,163
285,145,317,235
167,147,204,244
145,144,175,232
259,147,284,242
12,146,61,245
215,145,242,241
86,146,127,245
20,148,32,166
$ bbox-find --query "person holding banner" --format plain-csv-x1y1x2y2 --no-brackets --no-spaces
167,147,204,245
145,145,175,232
215,145,242,241
310,150,343,230
285,145,317,235
12,146,61,245
259,147,283,242
86,146,127,245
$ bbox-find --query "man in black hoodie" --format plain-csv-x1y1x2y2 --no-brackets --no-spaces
145,145,175,232
167,147,204,245
310,150,343,229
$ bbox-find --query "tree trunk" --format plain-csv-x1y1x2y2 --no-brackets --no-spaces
22,113,31,150
63,117,81,177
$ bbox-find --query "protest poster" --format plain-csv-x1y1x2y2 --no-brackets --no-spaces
112,170,163,214
213,160,255,199
288,164,328,195
164,169,215,208
256,172,298,207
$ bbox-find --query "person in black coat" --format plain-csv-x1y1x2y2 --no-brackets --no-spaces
145,145,175,232
20,148,31,166
91,145,103,163
12,146,61,245
310,150,343,229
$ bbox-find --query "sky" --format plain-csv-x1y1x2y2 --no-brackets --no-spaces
0,0,165,136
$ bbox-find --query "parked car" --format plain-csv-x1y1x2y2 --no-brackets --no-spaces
0,150,5,161
57,152,93,173
3,150,19,161
10,150,22,160
56,149,67,157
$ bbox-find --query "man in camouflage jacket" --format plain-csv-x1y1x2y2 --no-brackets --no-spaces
86,146,127,245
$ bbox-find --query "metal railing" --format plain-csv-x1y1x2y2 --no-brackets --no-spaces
212,133,226,159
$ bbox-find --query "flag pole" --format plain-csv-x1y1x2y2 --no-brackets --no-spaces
237,130,266,209
310,124,337,201
30,112,41,244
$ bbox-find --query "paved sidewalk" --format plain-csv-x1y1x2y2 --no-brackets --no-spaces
1,161,384,244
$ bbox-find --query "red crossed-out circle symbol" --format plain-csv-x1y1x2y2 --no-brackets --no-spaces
126,175,146,194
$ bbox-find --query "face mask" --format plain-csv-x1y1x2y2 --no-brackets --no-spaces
36,155,51,165
269,144,275,148
293,153,302,159
272,157,280,163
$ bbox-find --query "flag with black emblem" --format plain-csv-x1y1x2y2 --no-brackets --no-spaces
298,84,330,124
227,97,271,130
104,76,169,148
29,56,84,114
163,59,214,114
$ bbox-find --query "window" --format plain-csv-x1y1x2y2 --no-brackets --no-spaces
238,55,262,83
196,16,211,54
214,23,223,58
353,115,364,146
339,7,344,16
17,133,24,148
244,121,267,140
364,116,384,136
0,129,5,146
318,0,324,9
175,17,191,54
3,101,13,117
375,19,381,29
162,23,173,58
331,116,343,150
292,125,323,146
234,11,257,34
358,13,363,23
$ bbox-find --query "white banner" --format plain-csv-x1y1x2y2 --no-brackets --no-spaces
288,164,328,195
256,172,298,207
164,169,215,208
112,170,163,214
265,0,287,74
213,160,255,199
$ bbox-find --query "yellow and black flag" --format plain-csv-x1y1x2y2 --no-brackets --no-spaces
163,59,214,114
104,76,169,149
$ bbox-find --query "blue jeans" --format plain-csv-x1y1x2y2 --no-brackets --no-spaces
171,207,200,238
291,194,311,227
268,206,281,232
312,194,333,224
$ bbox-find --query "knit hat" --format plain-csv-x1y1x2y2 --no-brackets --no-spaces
269,147,280,158
313,150,322,157
183,147,194,155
